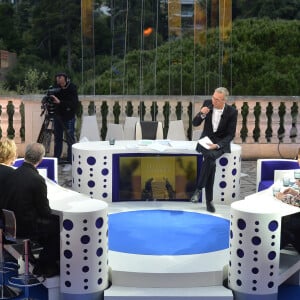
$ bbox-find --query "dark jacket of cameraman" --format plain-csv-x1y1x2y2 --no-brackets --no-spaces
54,81,79,121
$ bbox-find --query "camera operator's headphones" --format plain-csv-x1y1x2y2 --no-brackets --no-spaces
55,72,70,83
55,72,71,87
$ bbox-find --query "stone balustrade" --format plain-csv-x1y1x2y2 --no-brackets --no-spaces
0,95,299,159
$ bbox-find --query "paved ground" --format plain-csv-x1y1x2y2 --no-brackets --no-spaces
58,160,258,201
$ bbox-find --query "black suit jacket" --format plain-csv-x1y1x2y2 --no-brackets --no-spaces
193,99,238,153
0,164,15,220
2,162,52,236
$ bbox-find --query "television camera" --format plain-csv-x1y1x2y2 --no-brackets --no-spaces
37,85,75,155
41,86,61,117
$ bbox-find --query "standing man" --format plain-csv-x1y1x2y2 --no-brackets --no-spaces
2,143,60,277
51,72,79,172
190,87,238,212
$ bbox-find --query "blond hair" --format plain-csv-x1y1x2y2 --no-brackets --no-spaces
0,137,17,165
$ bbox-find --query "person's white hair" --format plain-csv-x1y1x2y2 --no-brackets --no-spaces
215,87,229,101
25,143,45,165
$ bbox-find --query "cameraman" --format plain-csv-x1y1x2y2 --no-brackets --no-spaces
51,72,78,172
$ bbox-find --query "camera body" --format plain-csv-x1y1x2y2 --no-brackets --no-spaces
41,87,61,116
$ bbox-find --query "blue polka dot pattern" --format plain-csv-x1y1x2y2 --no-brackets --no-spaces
95,217,104,229
237,248,244,258
81,235,91,244
59,157,109,296
63,219,74,231
82,266,89,273
228,209,283,297
87,156,96,165
64,250,73,259
237,218,246,230
101,168,109,176
96,248,103,257
219,181,227,188
232,168,237,175
88,180,95,188
268,251,276,260
268,220,278,232
251,236,261,246
219,157,228,166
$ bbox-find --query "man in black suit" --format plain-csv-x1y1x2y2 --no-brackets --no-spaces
191,87,238,212
3,143,60,277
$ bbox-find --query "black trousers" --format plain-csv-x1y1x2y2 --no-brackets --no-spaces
281,213,300,252
18,214,60,266
196,144,224,202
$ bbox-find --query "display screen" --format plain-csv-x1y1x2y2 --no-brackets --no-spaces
112,154,202,201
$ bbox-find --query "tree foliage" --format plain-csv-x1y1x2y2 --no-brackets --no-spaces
0,1,299,95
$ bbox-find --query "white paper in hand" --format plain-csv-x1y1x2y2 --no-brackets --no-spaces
198,136,213,149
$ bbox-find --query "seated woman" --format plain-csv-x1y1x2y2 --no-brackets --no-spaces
0,137,17,226
274,182,300,253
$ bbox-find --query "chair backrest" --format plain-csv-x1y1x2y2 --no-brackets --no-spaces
192,129,202,141
256,158,300,192
167,120,186,141
105,123,125,141
80,115,100,141
124,117,140,140
13,157,58,183
2,209,17,242
135,121,163,140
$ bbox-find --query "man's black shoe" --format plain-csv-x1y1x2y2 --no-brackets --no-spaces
206,201,216,213
190,189,201,203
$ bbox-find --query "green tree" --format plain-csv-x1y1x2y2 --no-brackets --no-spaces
0,3,21,51
234,0,300,20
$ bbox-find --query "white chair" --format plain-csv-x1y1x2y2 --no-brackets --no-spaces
123,117,140,140
105,123,124,141
135,121,163,140
167,120,187,141
192,129,202,141
80,115,101,141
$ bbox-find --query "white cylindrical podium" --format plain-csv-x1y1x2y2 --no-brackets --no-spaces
229,197,286,300
60,200,108,300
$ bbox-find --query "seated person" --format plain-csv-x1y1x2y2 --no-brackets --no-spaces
0,138,17,227
2,143,60,278
274,182,300,253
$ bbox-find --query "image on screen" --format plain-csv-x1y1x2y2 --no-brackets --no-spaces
114,154,199,201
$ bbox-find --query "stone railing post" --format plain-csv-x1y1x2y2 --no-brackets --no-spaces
1,95,299,159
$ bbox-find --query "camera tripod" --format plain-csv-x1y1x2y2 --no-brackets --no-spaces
37,112,75,156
